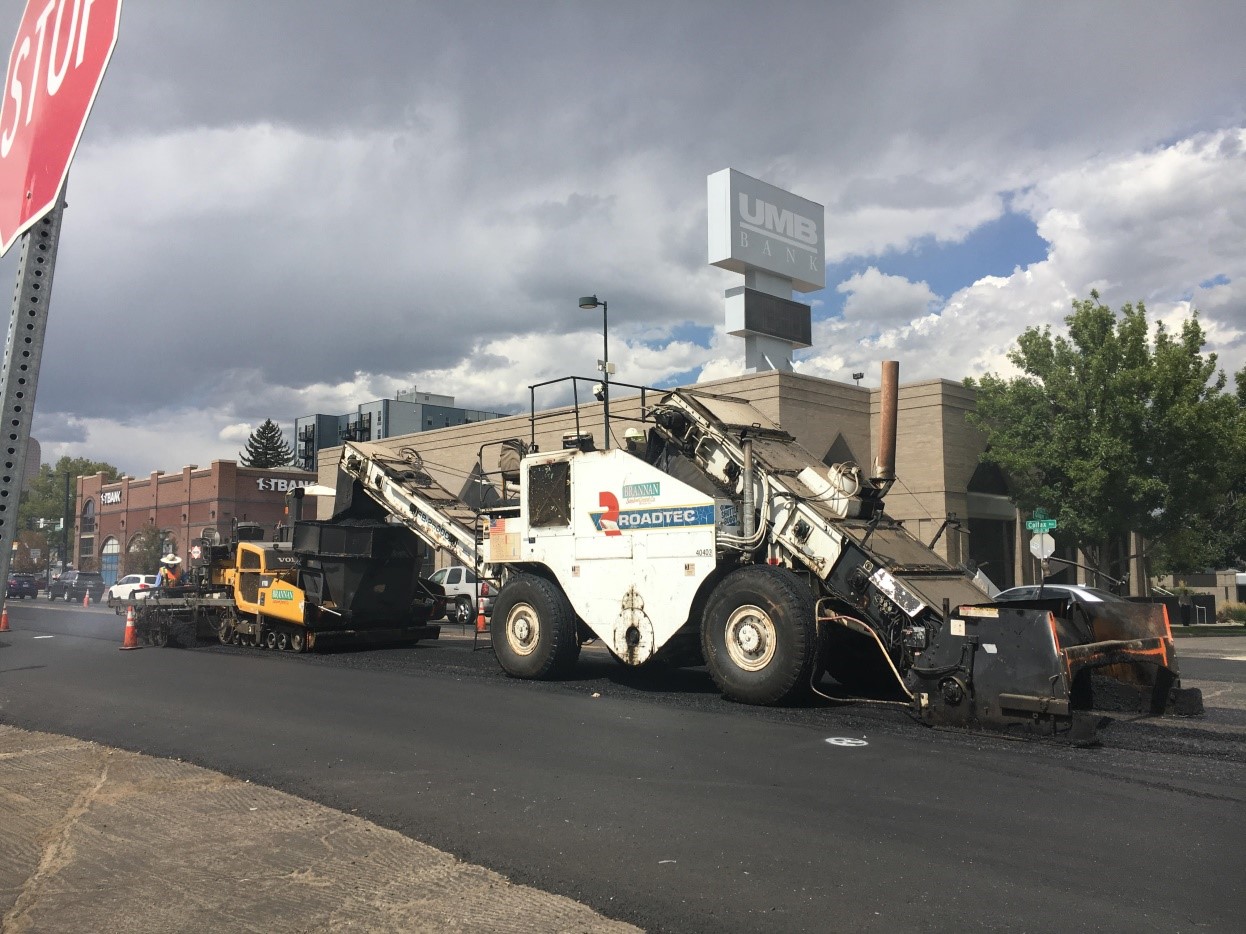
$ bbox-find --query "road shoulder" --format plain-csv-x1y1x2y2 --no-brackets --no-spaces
0,724,637,934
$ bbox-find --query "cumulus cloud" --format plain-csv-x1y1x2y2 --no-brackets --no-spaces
797,128,1246,385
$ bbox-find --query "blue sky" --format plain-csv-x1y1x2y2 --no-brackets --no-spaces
817,209,1051,321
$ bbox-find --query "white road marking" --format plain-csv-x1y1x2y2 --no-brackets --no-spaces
1224,655,1246,661
825,737,869,747
32,635,54,639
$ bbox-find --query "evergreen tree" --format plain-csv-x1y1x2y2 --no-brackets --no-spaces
239,419,294,468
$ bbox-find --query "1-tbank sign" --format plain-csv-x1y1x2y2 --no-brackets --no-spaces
707,168,825,292
256,478,316,492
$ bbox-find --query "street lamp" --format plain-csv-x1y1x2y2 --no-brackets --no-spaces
578,294,611,449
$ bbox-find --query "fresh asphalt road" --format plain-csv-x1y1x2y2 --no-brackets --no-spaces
1,602,1243,934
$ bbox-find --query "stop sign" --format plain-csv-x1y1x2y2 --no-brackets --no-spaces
0,0,121,256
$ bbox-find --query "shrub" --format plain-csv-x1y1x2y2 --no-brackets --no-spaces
1216,603,1246,624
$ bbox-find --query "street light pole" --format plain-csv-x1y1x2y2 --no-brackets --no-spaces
578,295,611,449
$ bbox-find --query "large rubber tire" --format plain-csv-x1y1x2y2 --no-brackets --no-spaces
701,565,817,706
491,574,580,680
454,596,474,625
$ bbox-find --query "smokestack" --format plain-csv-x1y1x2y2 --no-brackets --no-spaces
872,360,899,482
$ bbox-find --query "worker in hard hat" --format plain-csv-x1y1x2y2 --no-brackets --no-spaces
157,554,183,589
623,427,648,459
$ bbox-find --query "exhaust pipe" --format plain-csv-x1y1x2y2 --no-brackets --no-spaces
872,360,899,483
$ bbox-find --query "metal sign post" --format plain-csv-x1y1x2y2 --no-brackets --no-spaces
0,0,123,600
0,192,66,594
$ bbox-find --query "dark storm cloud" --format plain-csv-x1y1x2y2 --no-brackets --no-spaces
1,1,1243,474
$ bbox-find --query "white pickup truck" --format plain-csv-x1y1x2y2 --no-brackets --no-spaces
427,565,496,625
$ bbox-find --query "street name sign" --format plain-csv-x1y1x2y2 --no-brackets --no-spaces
1026,518,1058,533
0,0,122,256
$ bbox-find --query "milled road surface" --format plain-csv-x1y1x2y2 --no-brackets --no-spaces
1,602,1244,933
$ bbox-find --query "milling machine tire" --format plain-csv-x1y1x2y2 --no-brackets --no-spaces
491,574,580,680
702,565,817,706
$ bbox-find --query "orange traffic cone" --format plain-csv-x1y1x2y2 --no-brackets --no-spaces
475,597,488,633
82,591,90,608
0,606,9,632
119,605,140,650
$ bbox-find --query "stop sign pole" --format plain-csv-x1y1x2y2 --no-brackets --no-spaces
0,0,122,596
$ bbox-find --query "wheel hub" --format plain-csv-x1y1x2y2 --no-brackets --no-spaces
507,604,539,657
724,605,777,672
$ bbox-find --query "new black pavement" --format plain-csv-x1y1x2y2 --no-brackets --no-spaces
1,603,1242,933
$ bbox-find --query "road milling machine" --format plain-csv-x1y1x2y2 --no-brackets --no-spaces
340,363,1201,743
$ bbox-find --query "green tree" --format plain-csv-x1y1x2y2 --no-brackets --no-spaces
238,419,293,468
18,456,121,531
966,293,1245,583
127,525,166,576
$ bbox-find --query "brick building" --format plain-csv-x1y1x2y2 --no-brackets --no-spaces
76,461,316,584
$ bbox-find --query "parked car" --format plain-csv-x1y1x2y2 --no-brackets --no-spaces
993,584,1128,606
47,570,106,604
105,573,159,608
7,573,40,599
428,565,496,624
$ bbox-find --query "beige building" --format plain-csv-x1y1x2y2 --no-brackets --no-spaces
313,370,1037,592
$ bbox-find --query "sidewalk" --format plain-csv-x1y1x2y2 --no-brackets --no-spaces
0,725,638,934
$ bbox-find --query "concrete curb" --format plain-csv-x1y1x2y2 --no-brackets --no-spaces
0,725,638,934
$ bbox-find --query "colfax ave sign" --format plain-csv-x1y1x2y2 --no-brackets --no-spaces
0,0,122,256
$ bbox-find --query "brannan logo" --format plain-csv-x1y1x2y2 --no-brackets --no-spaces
622,482,660,499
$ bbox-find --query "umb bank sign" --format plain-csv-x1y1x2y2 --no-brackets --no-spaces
708,169,824,371
707,168,825,293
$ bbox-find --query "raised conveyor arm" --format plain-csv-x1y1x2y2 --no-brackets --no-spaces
339,441,486,573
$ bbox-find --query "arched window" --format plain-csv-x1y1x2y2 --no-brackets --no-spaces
100,538,121,586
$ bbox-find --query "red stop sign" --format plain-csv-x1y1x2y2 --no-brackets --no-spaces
0,0,121,256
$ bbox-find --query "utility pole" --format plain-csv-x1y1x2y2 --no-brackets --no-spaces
62,470,70,572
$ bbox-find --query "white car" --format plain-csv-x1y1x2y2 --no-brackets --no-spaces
993,584,1128,606
105,574,159,608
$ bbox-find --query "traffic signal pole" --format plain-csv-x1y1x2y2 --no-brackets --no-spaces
0,192,67,598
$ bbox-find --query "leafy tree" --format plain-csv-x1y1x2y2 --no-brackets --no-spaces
238,419,293,468
127,525,166,576
966,293,1245,583
1183,364,1246,570
18,456,121,531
